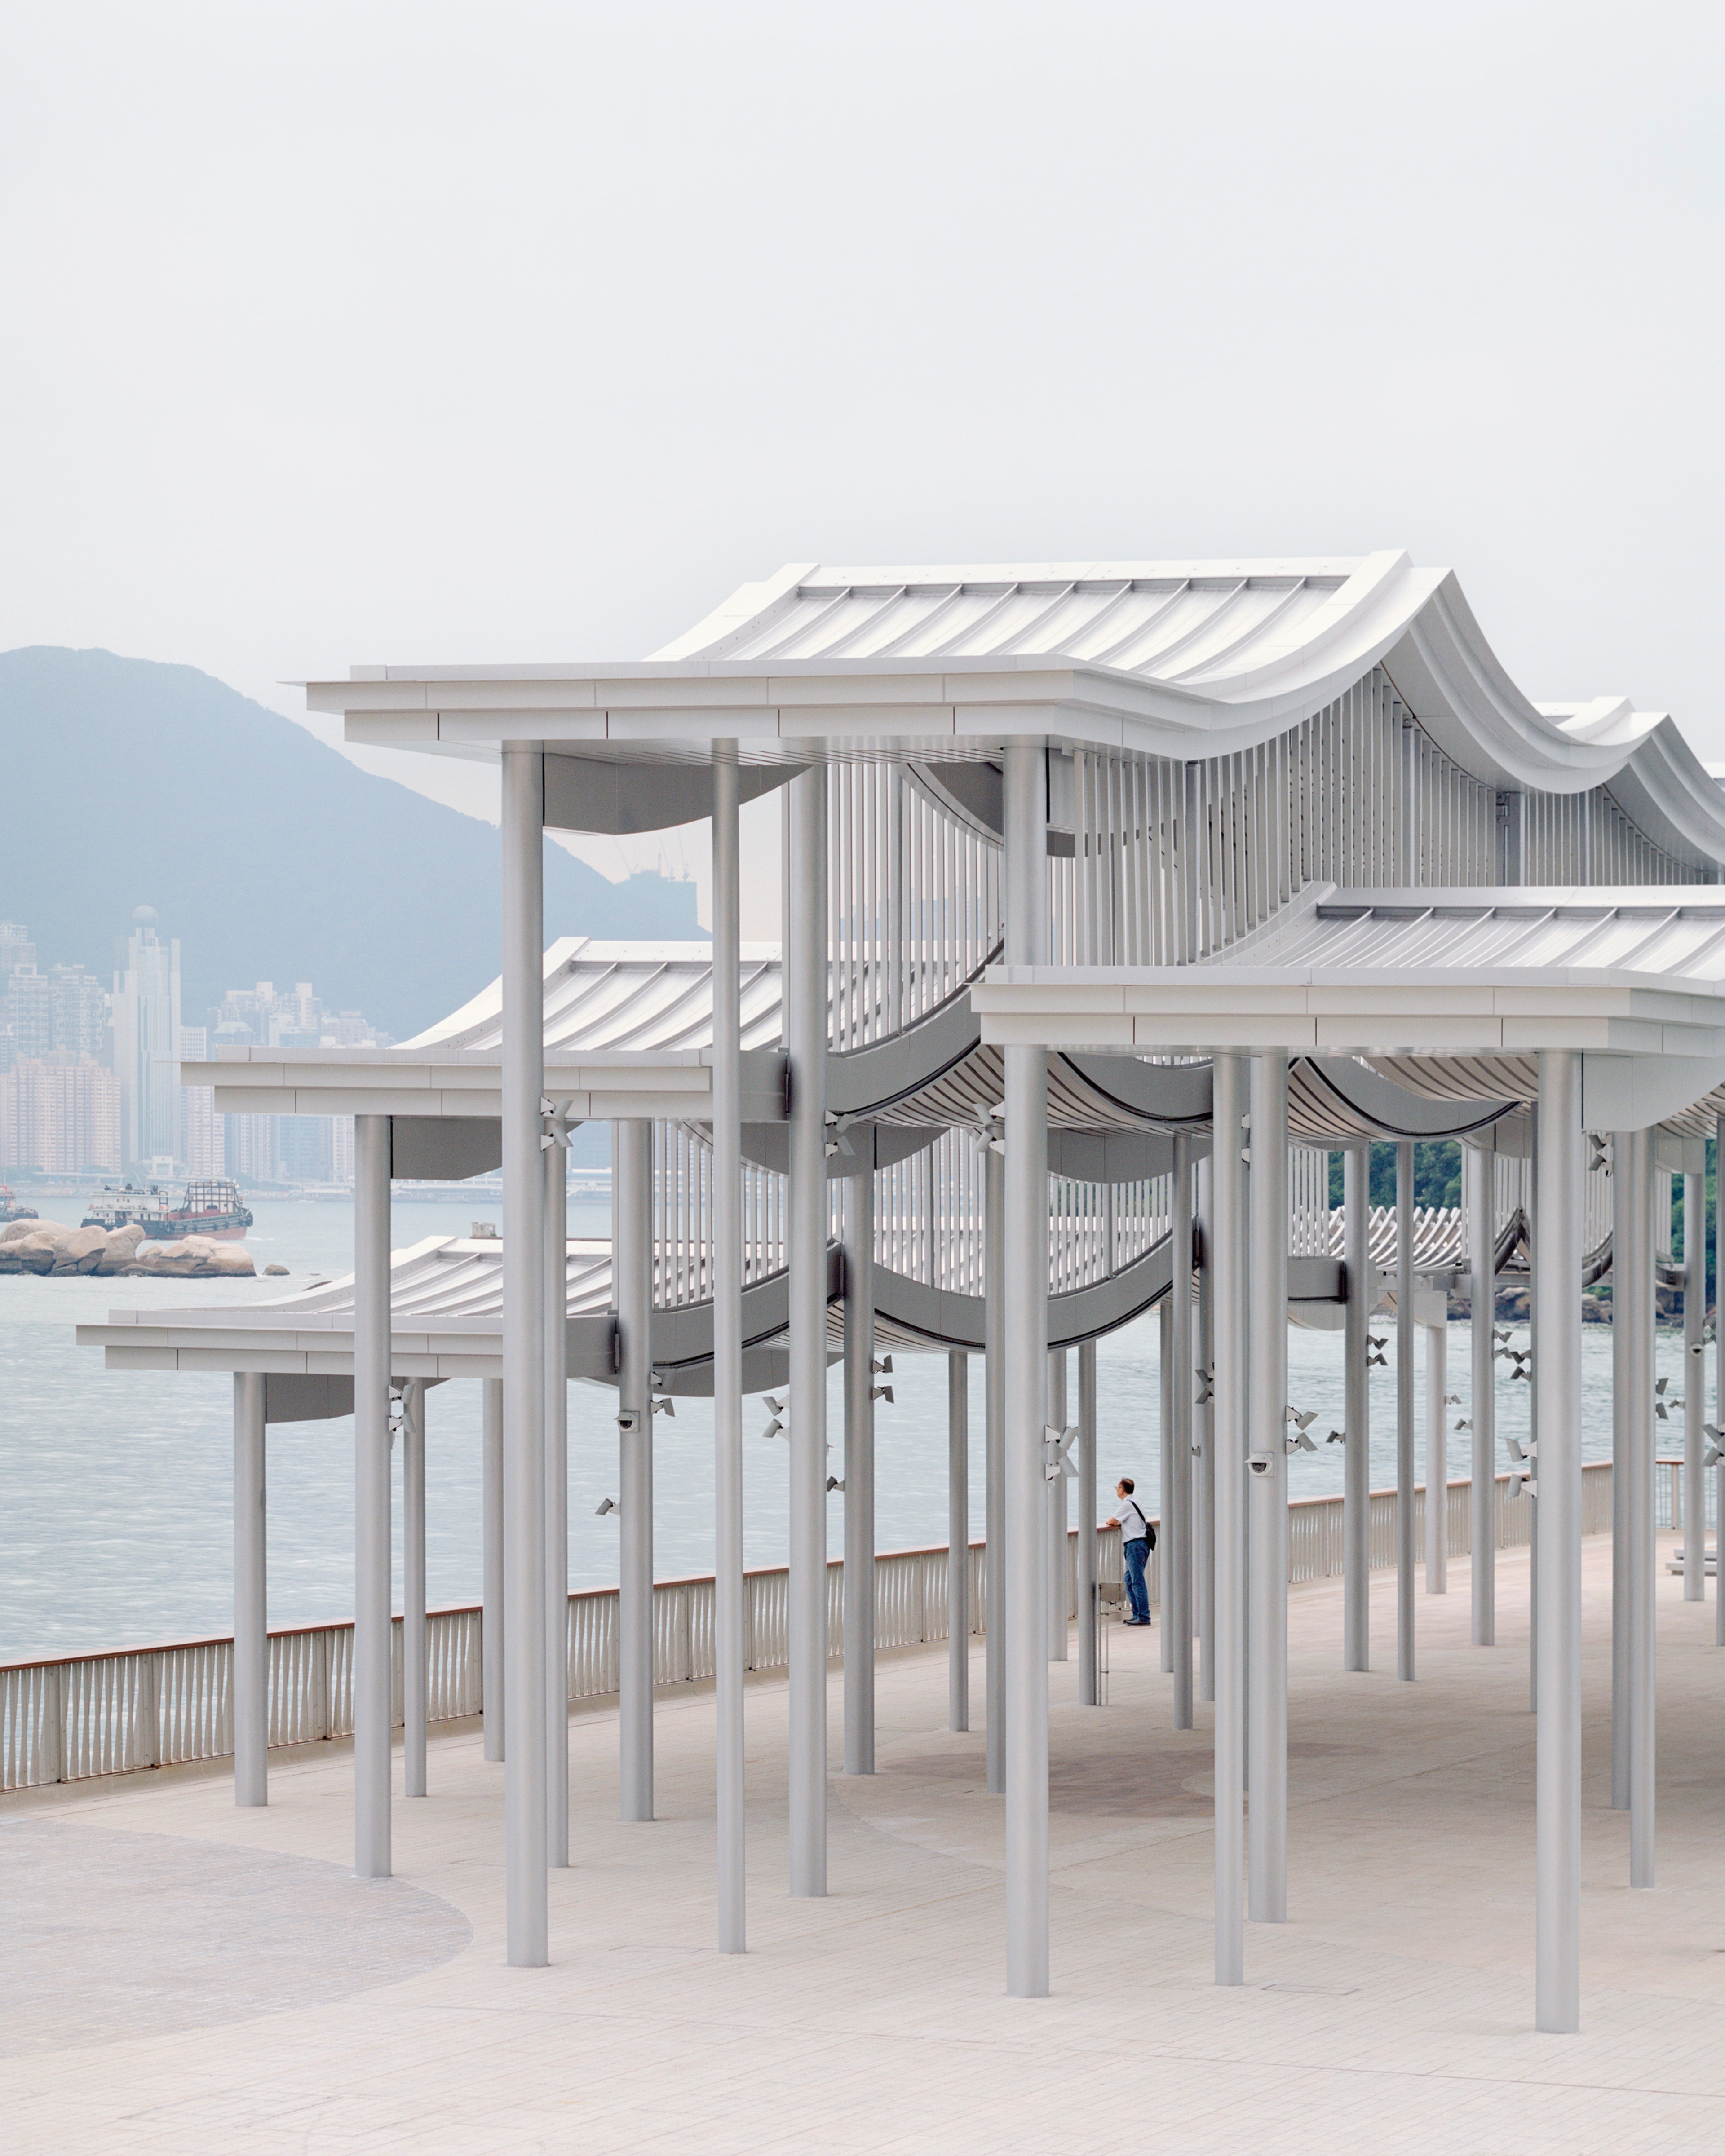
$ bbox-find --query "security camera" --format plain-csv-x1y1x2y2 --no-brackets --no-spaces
1247,1453,1274,1478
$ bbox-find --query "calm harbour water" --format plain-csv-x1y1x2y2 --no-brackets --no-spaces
0,1197,1676,1660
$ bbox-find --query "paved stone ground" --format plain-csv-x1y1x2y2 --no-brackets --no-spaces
2,1537,1722,2153
0,1821,471,2057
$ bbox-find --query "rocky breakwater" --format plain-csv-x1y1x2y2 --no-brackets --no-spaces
0,1219,255,1278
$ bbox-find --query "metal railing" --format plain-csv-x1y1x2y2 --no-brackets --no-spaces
0,1460,1618,1794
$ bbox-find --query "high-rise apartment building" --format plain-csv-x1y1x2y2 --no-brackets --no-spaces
112,906,181,1167
4,968,53,1062
0,1058,121,1173
50,963,108,1060
180,1025,225,1180
0,923,35,987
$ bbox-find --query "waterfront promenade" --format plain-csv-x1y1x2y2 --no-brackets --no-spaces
3,1540,1721,2154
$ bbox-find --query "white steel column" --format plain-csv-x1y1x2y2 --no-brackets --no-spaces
843,1168,877,1776
1468,1144,1495,1648
948,1353,970,1729
1196,1153,1216,1705
1685,1170,1705,1600
1535,1050,1583,2033
1077,1340,1098,1708
1002,740,1049,1999
544,1140,569,1863
233,1371,267,1808
1159,1305,1174,1674
1169,1132,1194,1728
1046,1348,1068,1661
500,744,547,1966
1611,1134,1631,1811
1211,1051,1247,1984
1343,1147,1371,1671
1425,1323,1448,1593
1625,1127,1656,1890
1247,1051,1288,1926
1396,1141,1416,1682
1717,1111,1725,1651
402,1377,427,1800
985,1144,1006,1793
353,1111,392,1879
616,1117,655,1824
787,764,829,1898
482,1377,504,1762
712,748,746,1952
1528,1123,1541,1716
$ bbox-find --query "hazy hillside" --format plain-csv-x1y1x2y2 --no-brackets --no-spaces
0,647,704,1039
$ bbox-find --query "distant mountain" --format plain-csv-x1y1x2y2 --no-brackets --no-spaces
0,647,705,1040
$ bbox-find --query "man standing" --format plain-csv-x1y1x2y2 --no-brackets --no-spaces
1102,1477,1154,1627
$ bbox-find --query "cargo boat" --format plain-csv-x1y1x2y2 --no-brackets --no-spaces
0,1186,38,1224
141,1178,254,1241
81,1185,167,1231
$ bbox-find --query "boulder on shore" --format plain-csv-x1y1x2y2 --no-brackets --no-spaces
93,1223,148,1275
0,1217,254,1279
0,1223,78,1273
127,1234,255,1278
49,1225,113,1275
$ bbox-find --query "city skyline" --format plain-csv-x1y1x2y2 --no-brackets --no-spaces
0,901,392,1184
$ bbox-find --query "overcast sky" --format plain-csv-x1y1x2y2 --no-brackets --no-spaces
4,2,1720,935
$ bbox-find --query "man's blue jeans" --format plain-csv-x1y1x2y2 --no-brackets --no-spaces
1123,1536,1151,1623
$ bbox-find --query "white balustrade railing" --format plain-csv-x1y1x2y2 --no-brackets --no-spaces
0,1460,1617,1795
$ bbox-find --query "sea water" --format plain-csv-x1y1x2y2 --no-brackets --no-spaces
0,1197,1685,1658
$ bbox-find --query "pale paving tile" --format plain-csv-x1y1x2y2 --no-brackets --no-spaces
3,1536,1723,2153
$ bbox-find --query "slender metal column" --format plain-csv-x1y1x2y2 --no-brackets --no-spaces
544,1140,569,1862
787,764,829,1898
948,1353,970,1730
500,744,547,1966
1247,1051,1288,1926
1196,1153,1216,1705
402,1377,427,1799
1529,1124,1540,1717
843,1169,877,1776
1169,1133,1194,1727
1717,1112,1725,1649
1047,1348,1068,1661
1685,1170,1705,1600
1159,1305,1174,1674
482,1377,505,1762
1077,1340,1098,1707
1396,1140,1416,1682
1468,1144,1495,1648
1610,1133,1631,1809
711,747,746,1952
1211,1052,1247,1984
1425,1323,1448,1592
1344,1146,1371,1671
1002,740,1049,1999
1626,1127,1656,1890
1535,1050,1583,2033
233,1371,267,1808
616,1117,655,1823
985,1144,1006,1793
353,1112,392,1878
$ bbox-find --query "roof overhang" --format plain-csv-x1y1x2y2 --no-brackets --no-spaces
970,884,1725,1131
188,1044,788,1125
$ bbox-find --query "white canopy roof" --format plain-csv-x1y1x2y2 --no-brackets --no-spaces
971,885,1725,1131
302,552,1725,866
